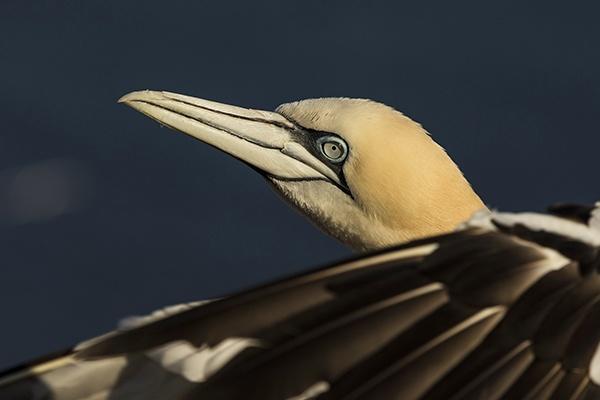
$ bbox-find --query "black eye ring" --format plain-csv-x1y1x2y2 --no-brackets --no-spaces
316,136,348,163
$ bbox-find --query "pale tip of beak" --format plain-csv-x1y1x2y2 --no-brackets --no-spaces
118,90,162,104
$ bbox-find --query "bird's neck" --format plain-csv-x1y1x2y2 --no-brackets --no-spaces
354,165,486,251
344,145,485,249
380,175,486,248
347,187,485,251
271,175,485,252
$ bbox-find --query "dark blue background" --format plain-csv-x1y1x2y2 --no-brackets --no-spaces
1,0,599,368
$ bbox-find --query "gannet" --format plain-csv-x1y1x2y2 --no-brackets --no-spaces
118,91,485,250
0,92,598,400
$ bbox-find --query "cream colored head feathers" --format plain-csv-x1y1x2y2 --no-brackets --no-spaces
274,98,485,249
120,92,486,251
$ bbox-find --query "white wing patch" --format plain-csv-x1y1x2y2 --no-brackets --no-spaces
462,209,600,246
118,300,214,330
591,341,600,385
287,381,330,399
459,209,495,231
38,357,128,400
590,202,600,233
118,300,262,383
147,338,261,382
75,300,216,352
492,212,600,246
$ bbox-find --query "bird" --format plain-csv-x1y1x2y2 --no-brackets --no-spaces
0,91,598,399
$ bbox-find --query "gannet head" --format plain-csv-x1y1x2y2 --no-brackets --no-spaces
119,91,485,250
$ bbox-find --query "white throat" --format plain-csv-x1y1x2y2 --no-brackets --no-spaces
269,179,409,251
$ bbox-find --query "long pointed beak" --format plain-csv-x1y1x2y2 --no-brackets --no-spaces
118,90,340,184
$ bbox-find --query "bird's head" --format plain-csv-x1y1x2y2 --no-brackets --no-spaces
119,91,485,250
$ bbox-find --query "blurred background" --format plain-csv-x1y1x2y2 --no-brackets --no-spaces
1,0,599,369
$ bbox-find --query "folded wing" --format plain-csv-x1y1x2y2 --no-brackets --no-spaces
2,208,599,400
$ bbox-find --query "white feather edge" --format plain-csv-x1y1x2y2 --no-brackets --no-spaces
461,209,600,246
590,202,600,233
117,300,215,330
147,337,262,383
286,381,330,399
591,341,600,385
28,336,261,399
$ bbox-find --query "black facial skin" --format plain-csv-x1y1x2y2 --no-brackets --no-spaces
290,125,352,196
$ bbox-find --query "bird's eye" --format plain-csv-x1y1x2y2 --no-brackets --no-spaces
317,136,348,163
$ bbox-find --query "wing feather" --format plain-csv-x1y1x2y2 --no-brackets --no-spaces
1,222,599,400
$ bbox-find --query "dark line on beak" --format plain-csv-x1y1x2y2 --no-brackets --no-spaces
128,100,282,150
126,99,354,199
165,96,298,132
